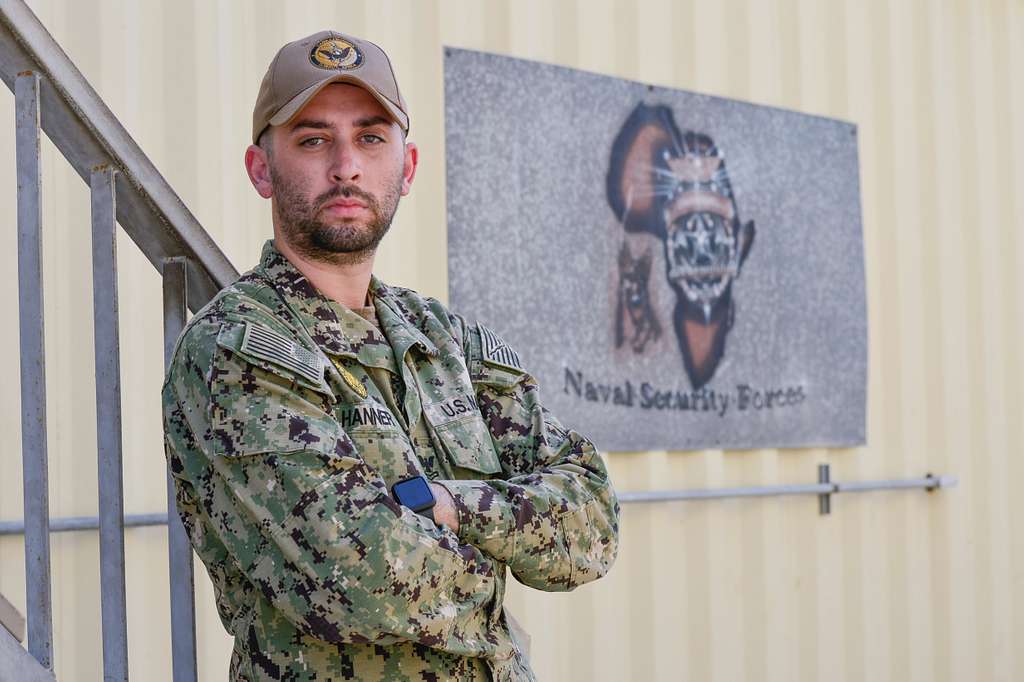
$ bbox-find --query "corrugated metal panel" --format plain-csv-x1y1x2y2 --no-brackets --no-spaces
0,1,1020,680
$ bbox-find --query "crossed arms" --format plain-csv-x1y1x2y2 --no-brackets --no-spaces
162,312,619,660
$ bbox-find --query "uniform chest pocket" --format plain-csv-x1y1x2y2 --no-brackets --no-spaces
346,428,420,485
433,414,502,477
335,401,421,484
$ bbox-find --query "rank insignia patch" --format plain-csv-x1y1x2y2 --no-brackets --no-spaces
478,323,522,371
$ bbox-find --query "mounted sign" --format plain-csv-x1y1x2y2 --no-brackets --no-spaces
445,48,867,451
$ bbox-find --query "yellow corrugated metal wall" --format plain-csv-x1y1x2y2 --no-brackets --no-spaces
0,1,1020,680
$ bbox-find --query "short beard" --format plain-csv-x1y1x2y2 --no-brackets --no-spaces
271,164,403,266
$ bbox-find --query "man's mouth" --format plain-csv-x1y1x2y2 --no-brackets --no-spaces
321,198,368,217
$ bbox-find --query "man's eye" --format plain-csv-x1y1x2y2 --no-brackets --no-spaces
361,134,385,144
300,137,326,147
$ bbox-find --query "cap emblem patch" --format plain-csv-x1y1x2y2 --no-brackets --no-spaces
310,37,363,70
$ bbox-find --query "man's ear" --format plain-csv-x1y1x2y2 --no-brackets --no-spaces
400,141,419,196
245,144,274,199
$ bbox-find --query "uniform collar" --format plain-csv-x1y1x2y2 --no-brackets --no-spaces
369,275,440,360
254,239,438,363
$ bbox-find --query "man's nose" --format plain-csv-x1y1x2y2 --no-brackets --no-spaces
329,143,361,183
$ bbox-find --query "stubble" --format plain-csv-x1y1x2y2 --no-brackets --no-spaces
271,163,403,266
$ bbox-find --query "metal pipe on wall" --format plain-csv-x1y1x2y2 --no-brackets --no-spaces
0,470,958,537
617,470,957,511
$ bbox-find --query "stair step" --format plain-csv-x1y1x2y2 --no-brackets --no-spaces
0,593,25,643
0,625,54,681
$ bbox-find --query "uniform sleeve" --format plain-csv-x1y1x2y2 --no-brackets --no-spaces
437,317,620,592
162,319,515,660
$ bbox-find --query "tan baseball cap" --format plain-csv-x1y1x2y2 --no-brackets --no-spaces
252,30,408,144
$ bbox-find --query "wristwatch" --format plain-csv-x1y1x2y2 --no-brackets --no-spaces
391,475,436,523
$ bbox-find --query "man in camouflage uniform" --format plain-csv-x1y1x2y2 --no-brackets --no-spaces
162,29,619,681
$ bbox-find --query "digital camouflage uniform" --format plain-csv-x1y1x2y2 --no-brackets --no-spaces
162,240,620,681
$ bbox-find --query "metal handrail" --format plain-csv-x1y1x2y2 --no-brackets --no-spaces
0,0,239,678
0,0,238,308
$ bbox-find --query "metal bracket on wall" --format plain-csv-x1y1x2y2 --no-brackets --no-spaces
618,464,957,515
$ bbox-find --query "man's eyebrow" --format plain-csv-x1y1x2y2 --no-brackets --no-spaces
289,119,334,132
353,115,393,129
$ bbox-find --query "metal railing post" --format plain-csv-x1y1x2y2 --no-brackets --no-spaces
91,165,129,681
15,69,54,673
162,257,197,682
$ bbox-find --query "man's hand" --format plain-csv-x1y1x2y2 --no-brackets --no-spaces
430,483,460,534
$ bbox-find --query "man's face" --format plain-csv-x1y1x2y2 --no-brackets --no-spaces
252,84,416,263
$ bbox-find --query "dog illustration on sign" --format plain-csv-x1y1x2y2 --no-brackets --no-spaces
615,243,662,354
607,103,755,389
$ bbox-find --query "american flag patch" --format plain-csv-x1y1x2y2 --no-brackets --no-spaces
478,323,522,371
240,323,324,386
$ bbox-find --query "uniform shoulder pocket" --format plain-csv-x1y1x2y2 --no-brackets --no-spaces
207,323,341,458
473,363,528,390
216,322,335,402
468,323,528,389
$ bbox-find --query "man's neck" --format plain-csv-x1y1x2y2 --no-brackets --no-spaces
272,237,375,309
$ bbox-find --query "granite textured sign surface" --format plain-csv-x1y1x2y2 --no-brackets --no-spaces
445,48,867,451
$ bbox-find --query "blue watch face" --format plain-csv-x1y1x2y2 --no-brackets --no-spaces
392,476,435,511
